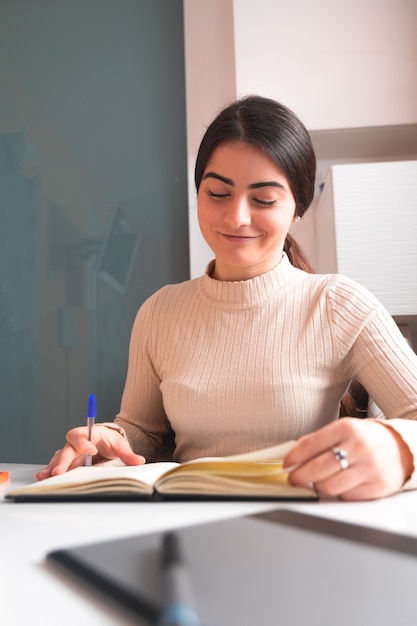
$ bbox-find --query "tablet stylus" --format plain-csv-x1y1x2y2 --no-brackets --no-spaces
157,532,203,626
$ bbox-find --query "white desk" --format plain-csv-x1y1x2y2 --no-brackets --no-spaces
2,463,417,626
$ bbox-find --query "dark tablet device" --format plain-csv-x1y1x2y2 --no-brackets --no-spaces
47,508,417,625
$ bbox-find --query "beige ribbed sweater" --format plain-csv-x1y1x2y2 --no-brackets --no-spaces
115,254,417,486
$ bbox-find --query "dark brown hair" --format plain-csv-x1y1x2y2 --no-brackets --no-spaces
195,95,368,418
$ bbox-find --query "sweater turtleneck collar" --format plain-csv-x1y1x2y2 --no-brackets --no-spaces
198,253,303,308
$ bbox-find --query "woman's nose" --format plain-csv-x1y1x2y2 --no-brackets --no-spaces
223,198,251,228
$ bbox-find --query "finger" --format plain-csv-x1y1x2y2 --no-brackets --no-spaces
51,443,87,475
35,445,79,480
338,481,388,501
97,435,146,466
283,418,357,469
35,449,62,480
311,461,360,498
284,425,339,467
312,476,360,499
288,441,390,500
288,447,349,487
66,426,98,453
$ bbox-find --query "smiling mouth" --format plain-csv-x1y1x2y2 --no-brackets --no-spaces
220,233,258,242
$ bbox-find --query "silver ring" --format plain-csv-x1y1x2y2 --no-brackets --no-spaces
333,447,349,470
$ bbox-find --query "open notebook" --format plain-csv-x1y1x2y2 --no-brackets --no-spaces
6,441,316,501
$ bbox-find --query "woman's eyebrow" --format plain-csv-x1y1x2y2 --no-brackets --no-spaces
202,172,286,191
250,181,286,190
202,172,234,186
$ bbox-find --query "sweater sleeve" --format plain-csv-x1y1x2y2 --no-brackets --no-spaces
328,276,417,489
114,293,175,462
377,418,417,490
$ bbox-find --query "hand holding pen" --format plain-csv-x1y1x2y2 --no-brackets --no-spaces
35,394,145,481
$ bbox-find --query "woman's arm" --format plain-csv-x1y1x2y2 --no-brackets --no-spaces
114,292,176,462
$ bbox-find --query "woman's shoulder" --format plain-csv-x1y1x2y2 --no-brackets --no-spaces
307,271,390,331
298,267,382,305
323,272,382,308
130,277,202,335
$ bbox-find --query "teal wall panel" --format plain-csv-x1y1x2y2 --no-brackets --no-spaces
0,0,189,462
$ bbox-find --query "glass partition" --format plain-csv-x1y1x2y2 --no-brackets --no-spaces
0,0,189,462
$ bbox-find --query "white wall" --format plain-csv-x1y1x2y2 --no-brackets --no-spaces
315,160,417,316
184,0,417,277
183,0,237,276
233,0,417,130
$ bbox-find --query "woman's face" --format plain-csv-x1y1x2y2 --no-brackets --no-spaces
197,141,297,281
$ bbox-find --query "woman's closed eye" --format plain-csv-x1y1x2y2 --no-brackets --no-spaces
206,190,279,206
206,190,230,199
252,197,278,207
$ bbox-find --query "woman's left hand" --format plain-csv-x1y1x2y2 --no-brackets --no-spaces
284,418,414,501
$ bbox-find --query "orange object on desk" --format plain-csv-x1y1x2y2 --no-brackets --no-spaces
0,471,11,494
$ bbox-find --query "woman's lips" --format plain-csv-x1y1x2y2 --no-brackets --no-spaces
220,233,258,243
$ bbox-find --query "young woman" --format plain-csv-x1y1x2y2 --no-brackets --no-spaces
37,95,417,501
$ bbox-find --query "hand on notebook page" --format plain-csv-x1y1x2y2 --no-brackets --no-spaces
35,424,145,481
284,417,413,501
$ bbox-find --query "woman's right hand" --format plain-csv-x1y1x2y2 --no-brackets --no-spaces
35,424,146,480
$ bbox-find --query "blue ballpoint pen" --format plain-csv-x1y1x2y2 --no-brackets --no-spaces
85,393,96,467
157,532,203,626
